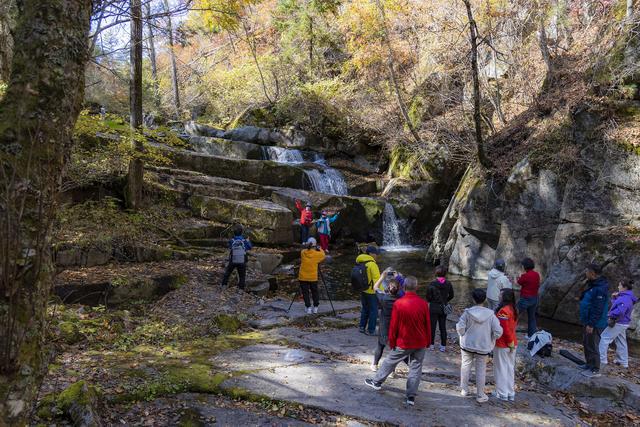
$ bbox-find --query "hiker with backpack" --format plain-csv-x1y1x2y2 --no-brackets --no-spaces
364,276,431,406
298,237,327,314
493,288,518,402
599,280,637,370
315,210,339,253
426,266,454,352
457,288,503,403
353,246,381,335
221,225,253,289
295,199,314,244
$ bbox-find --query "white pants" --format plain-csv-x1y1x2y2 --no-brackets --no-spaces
493,347,516,399
460,350,488,397
599,323,630,368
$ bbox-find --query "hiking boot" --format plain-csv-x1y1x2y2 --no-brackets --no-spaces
364,378,382,391
476,394,489,403
312,306,318,314
305,307,312,314
582,369,601,378
405,397,415,406
439,345,446,352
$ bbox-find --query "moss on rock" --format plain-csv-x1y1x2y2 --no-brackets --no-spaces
213,314,242,334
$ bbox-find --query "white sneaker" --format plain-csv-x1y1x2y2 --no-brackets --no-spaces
476,394,489,403
306,307,312,314
370,363,378,372
313,306,318,314
439,345,446,352
461,389,469,397
429,345,435,351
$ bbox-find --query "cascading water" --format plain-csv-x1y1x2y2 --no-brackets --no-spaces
382,202,403,247
264,146,305,163
304,168,349,196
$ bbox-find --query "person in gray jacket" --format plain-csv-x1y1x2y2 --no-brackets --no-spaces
457,289,503,403
486,259,512,310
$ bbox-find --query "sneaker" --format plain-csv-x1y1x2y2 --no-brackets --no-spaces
578,364,591,370
370,363,378,372
476,394,489,403
364,330,377,336
582,369,601,378
312,306,318,314
405,397,415,406
305,307,312,314
460,389,469,397
364,378,382,391
429,345,435,351
359,327,365,334
439,345,446,352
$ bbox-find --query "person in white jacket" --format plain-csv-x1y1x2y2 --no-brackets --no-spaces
457,288,503,403
486,259,512,310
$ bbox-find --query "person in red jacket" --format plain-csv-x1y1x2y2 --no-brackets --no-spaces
515,257,540,338
493,289,518,402
295,199,314,244
365,276,431,406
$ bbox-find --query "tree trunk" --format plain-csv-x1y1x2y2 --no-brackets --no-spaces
0,0,93,423
373,0,422,145
163,0,181,118
627,0,634,19
537,12,553,81
127,0,145,210
463,0,489,168
0,0,16,81
145,1,161,111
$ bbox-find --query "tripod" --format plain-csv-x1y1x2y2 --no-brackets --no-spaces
287,268,336,317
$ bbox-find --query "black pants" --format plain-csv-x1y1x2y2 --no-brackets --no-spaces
430,311,447,346
221,262,247,289
583,326,603,370
300,281,319,308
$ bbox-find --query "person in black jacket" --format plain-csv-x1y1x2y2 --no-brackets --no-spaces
371,279,401,371
426,265,454,352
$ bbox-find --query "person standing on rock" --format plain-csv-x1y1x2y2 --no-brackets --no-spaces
515,258,540,338
425,266,454,352
315,210,339,252
221,225,252,290
295,200,314,244
493,289,518,402
298,237,326,314
365,276,431,406
457,288,503,403
371,279,402,371
357,246,381,335
579,263,610,378
599,281,637,370
487,259,512,310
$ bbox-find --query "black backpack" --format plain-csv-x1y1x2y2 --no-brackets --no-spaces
351,262,370,292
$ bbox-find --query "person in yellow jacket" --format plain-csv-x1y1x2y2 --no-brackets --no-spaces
357,246,381,335
298,237,327,314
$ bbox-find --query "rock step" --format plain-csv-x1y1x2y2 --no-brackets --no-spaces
185,122,311,149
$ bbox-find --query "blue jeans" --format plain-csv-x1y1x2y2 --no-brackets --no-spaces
300,224,310,244
360,292,378,333
517,296,538,337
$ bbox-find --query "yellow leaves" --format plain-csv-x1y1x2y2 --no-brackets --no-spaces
191,0,263,33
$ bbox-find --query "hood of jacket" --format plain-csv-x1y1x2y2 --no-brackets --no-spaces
356,254,376,264
466,305,496,323
588,276,609,292
488,269,504,280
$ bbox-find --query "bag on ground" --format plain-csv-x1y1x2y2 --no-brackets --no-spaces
231,239,246,264
527,330,552,357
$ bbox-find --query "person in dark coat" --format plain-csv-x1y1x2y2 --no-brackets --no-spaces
426,266,454,352
371,279,401,371
579,263,610,378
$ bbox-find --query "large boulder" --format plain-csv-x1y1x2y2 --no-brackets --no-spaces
188,196,294,245
188,136,265,160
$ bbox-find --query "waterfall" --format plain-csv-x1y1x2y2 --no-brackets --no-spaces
304,168,349,196
264,146,304,163
382,203,403,247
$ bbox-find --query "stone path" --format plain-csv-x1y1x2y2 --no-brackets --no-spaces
210,311,583,426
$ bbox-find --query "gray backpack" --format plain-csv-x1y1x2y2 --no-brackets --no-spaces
231,239,246,264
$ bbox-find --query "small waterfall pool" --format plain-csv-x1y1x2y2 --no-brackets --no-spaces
381,202,419,252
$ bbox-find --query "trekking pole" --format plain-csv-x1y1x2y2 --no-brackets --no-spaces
318,269,336,317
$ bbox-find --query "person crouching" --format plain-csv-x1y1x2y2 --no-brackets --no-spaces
297,237,326,314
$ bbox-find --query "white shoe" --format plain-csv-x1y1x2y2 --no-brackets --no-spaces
306,307,312,314
313,306,318,314
370,363,378,372
461,389,469,397
476,394,489,403
439,345,446,352
429,345,435,351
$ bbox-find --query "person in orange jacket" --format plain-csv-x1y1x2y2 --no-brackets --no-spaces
493,289,518,402
295,199,314,244
298,237,326,314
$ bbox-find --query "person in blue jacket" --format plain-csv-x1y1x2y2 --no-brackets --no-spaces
221,225,253,290
315,210,339,253
578,263,610,378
